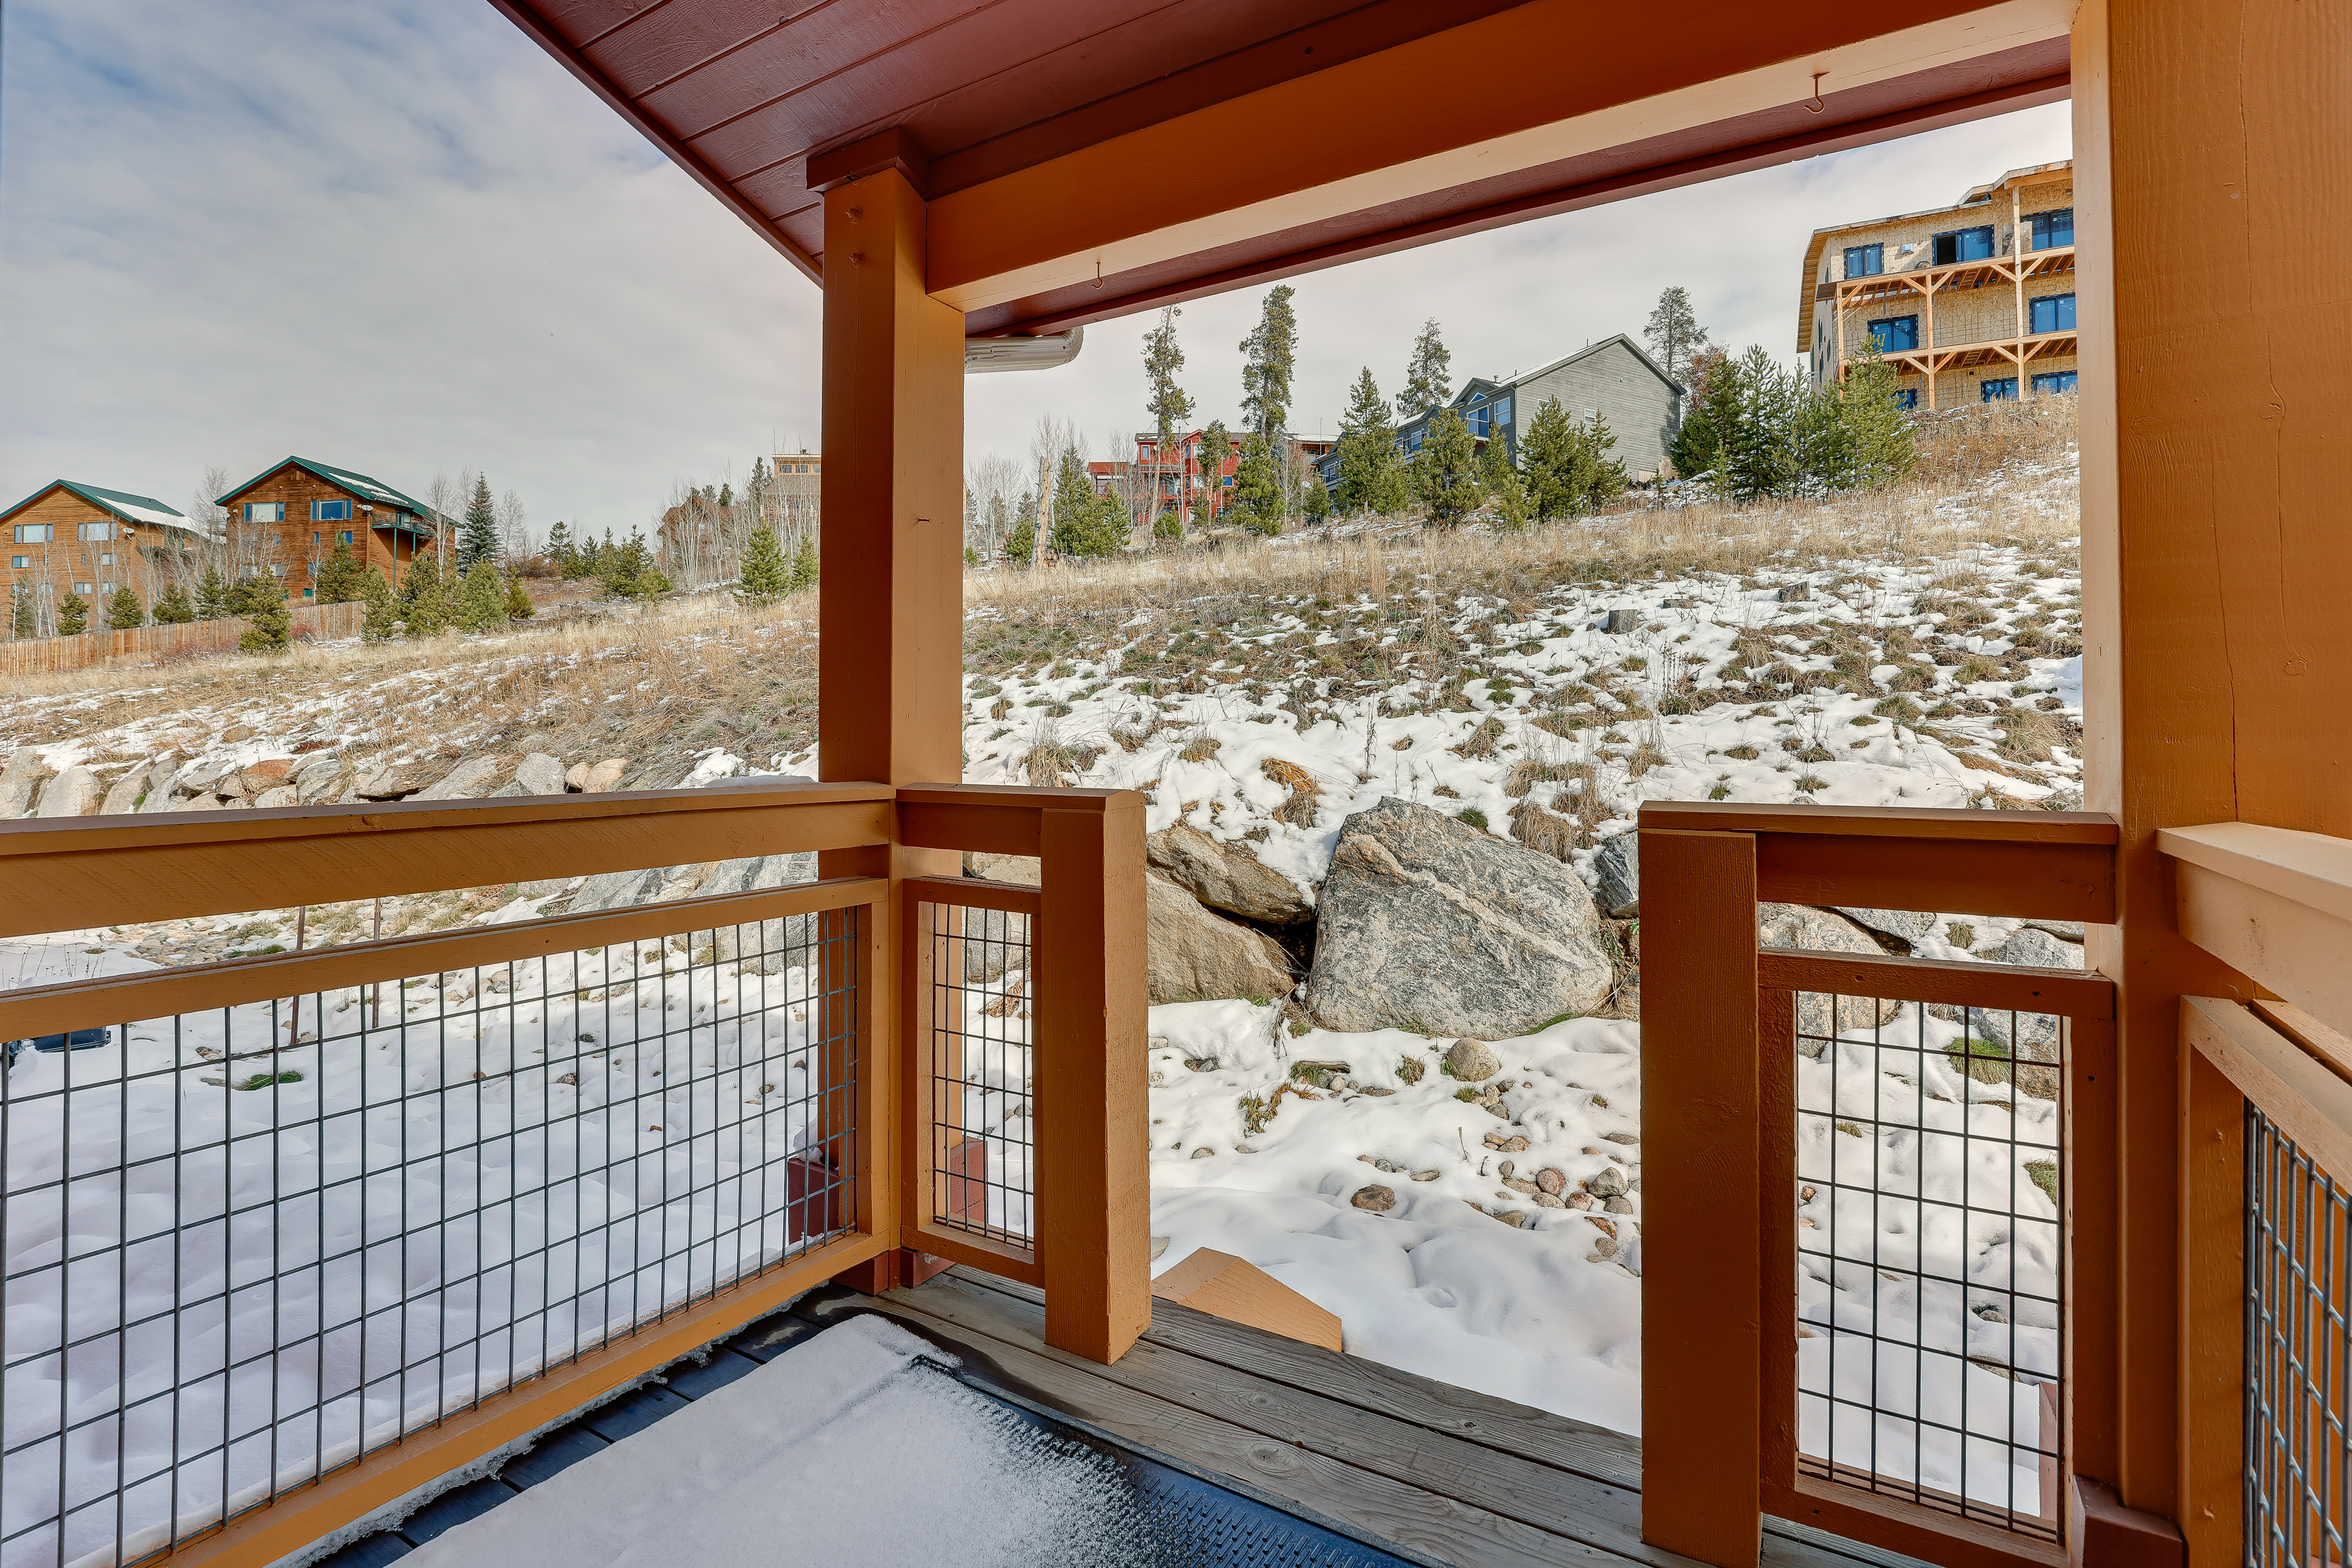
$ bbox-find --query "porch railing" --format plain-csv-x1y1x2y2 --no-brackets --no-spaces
0,779,1146,1566
1639,801,2119,1568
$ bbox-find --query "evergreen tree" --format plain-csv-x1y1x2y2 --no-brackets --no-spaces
1577,411,1631,511
1716,345,1801,501
238,596,290,653
56,593,88,636
1667,348,1733,483
460,475,500,567
194,566,232,620
739,524,790,605
399,557,451,635
575,533,602,579
1482,439,1530,532
228,575,282,619
1395,319,1453,419
151,582,195,625
1642,286,1711,384
505,576,536,620
1836,349,1918,486
545,519,576,576
1194,420,1230,526
1300,469,1332,523
10,589,34,639
1415,408,1483,524
1230,432,1284,533
1141,307,1194,524
1519,396,1582,521
790,534,820,590
105,585,144,630
1238,285,1298,440
1049,448,1125,558
1005,515,1036,565
360,569,398,640
455,562,508,630
1335,368,1409,514
313,540,364,604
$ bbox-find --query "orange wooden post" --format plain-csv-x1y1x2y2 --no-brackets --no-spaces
2178,1041,2245,1568
2072,0,2346,1523
1640,824,1762,1567
1035,794,1150,1363
812,138,967,1293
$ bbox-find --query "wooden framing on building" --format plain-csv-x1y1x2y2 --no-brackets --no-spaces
1,482,206,635
211,457,443,602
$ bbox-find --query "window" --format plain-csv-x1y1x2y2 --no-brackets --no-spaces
1932,225,1995,264
1981,377,2019,402
9,556,26,570
99,582,116,596
2029,208,2075,250
72,581,93,595
13,524,53,543
303,587,316,599
1869,315,1920,352
243,502,284,523
1843,243,1884,278
1492,396,1510,425
338,530,354,546
2032,371,2079,395
1893,388,1920,410
98,552,115,566
2029,293,2077,334
78,521,115,541
312,499,350,521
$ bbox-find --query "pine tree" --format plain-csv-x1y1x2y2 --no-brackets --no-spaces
1395,319,1453,420
1238,285,1298,441
1231,432,1284,533
546,519,576,576
195,566,232,620
791,534,819,589
1194,420,1230,526
1578,412,1631,511
1643,286,1711,385
1481,438,1530,532
460,475,500,568
400,557,450,635
360,569,398,640
739,524,790,605
1141,307,1195,525
455,562,507,630
576,533,603,579
1667,347,1730,481
228,575,281,619
1300,469,1332,523
1005,516,1036,565
1335,368,1409,515
1050,448,1124,558
1415,408,1483,525
10,589,34,639
105,585,144,630
56,593,88,636
1716,345,1801,501
151,582,195,625
313,540,364,604
1836,349,1918,487
1519,396,1581,520
505,576,536,620
238,596,290,653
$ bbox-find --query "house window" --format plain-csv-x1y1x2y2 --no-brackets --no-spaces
2029,293,2077,334
99,582,116,596
2032,371,2079,395
1893,388,1920,410
72,582,93,595
2029,208,2075,250
1492,396,1510,424
303,587,316,599
1843,243,1884,278
13,524,53,543
1869,315,1920,352
312,499,350,521
78,521,115,541
1981,378,2020,402
339,530,354,546
7,556,24,569
98,552,115,565
243,502,284,523
1932,226,1995,264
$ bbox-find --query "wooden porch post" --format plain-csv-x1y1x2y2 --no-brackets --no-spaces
815,145,966,1294
2074,0,2350,1542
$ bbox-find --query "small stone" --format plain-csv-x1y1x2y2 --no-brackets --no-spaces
1586,1215,1619,1239
1589,1166,1628,1198
1446,1038,1501,1082
1491,1208,1531,1229
1501,1178,1540,1194
1235,1145,1258,1155
1604,1195,1635,1214
1351,1185,1396,1212
1189,1147,1215,1159
580,758,628,793
1776,584,1811,603
557,1073,578,1085
1494,1134,1529,1152
1589,1238,1619,1259
1357,1087,1394,1096
1602,1131,1640,1145
1536,1193,1566,1208
1148,1035,1171,1052
1496,1159,1515,1177
238,758,295,794
1535,1167,1566,1195
564,761,590,791
1566,1191,1593,1210
1409,1170,1439,1182
1482,1102,1510,1120
251,785,298,809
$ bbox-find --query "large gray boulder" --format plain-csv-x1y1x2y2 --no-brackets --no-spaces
1591,834,1639,918
293,753,346,804
1147,873,1295,1004
1996,925,2084,969
34,767,101,818
1833,907,1939,947
514,752,567,797
1758,903,1904,1046
413,756,508,801
1147,823,1314,924
99,765,148,816
0,750,46,820
1302,797,1612,1038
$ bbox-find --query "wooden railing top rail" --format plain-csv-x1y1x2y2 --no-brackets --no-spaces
1642,801,2119,844
0,782,895,938
2163,820,2352,1042
2159,821,2352,925
899,782,1144,857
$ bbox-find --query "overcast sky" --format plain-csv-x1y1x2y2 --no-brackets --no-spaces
1,0,2070,538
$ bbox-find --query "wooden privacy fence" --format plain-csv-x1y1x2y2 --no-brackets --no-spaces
1638,802,2120,1568
0,601,366,677
0,779,1146,1567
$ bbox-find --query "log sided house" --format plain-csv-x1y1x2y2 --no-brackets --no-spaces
212,457,442,600
1,481,208,632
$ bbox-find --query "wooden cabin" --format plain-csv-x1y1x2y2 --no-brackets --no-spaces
1,481,208,634
212,457,442,601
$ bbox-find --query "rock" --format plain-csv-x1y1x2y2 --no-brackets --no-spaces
1832,906,1939,947
251,786,298,809
1591,834,1639,918
1445,1038,1501,1082
1189,1147,1216,1159
1758,903,1904,1046
1603,608,1641,634
293,753,346,804
413,756,508,801
1536,1193,1566,1208
1603,1194,1635,1214
1410,1170,1439,1182
219,725,255,743
521,876,579,899
172,794,223,812
514,752,567,797
352,760,438,800
98,766,147,816
1932,1005,2062,1099
1588,1166,1629,1199
1147,823,1314,923
1483,1133,1529,1152
2025,918,2087,941
579,758,628,793
0,752,48,820
238,758,295,794
34,767,101,818
1565,1191,1593,1210
1490,1209,1532,1229
1777,584,1811,603
1501,1177,1539,1194
1147,873,1295,1004
564,761,589,791
136,754,188,813
1997,926,2085,969
1351,1185,1396,1212
967,853,1041,886
1303,798,1613,1038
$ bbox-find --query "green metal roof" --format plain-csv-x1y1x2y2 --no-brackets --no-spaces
215,458,441,535
0,481,202,533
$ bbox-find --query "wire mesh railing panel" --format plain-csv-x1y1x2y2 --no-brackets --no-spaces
2247,1104,2352,1568
0,906,861,1568
1791,991,2064,1539
916,898,1034,1251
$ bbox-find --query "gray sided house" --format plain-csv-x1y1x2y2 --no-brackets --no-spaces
1314,333,1684,497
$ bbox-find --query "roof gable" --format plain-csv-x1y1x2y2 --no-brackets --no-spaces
1509,334,1684,397
0,481,198,533
216,458,429,516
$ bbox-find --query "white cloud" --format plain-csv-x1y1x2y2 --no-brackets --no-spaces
1,0,2067,527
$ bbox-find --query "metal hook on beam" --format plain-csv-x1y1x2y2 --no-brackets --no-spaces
1805,70,1827,114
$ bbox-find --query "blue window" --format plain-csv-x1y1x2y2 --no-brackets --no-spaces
2029,293,2077,334
1492,396,1510,426
13,524,52,543
312,499,349,521
2029,208,2074,250
1869,315,1919,352
1932,226,1995,264
77,521,115,541
243,502,284,523
338,529,354,546
1893,388,1919,410
1843,243,1884,279
2032,371,2078,395
1981,378,2019,402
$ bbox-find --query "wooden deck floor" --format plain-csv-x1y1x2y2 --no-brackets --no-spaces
802,1266,1922,1568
